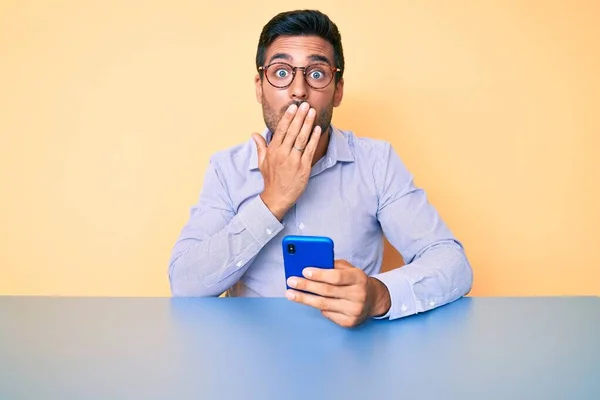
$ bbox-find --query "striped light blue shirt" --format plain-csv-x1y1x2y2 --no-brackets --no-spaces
169,126,473,320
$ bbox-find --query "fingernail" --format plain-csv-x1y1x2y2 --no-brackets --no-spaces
288,104,298,113
300,102,309,111
314,126,321,135
286,290,296,300
303,269,313,278
287,277,297,288
308,108,316,117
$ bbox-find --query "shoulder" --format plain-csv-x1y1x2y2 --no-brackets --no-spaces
334,127,412,189
208,136,257,173
335,127,394,162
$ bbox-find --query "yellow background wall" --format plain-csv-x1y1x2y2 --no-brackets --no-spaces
1,1,598,297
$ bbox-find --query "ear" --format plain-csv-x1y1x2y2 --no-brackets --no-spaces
255,73,263,104
333,77,344,107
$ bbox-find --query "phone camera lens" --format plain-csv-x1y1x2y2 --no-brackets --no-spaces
287,244,296,254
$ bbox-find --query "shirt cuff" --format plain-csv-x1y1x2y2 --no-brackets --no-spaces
371,269,417,320
237,195,284,245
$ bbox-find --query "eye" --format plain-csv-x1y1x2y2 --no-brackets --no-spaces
275,68,289,78
309,70,324,80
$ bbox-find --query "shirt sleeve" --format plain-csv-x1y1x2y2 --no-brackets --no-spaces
168,158,284,297
371,143,473,319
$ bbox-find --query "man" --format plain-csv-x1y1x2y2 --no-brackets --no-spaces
169,9,473,327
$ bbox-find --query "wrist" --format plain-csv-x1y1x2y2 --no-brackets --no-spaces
260,192,291,221
368,277,391,318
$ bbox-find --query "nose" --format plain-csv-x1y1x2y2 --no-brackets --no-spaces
289,71,308,100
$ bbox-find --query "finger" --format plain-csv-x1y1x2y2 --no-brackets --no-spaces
271,103,298,147
292,107,317,155
251,133,267,166
287,277,344,299
281,102,311,150
302,266,359,286
300,125,322,166
321,311,358,328
290,276,368,303
286,289,351,313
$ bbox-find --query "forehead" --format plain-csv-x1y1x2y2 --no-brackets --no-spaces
264,35,335,64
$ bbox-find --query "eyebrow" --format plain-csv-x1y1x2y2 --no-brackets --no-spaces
268,53,292,63
308,54,332,64
267,53,333,65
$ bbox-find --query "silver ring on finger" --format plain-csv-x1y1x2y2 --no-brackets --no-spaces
293,145,305,152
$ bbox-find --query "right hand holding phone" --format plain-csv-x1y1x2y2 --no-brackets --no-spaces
252,102,322,221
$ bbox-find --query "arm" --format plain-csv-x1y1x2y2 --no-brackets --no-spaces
168,159,284,297
371,143,473,319
280,140,471,327
169,102,322,297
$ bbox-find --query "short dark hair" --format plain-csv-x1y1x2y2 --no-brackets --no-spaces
256,9,345,82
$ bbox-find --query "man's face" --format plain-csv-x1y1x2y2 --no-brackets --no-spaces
255,35,344,137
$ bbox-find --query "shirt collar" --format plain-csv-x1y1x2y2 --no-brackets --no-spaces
249,125,354,170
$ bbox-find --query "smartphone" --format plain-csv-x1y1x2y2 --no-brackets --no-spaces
282,235,334,291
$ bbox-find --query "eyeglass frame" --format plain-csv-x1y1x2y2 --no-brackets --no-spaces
258,62,342,90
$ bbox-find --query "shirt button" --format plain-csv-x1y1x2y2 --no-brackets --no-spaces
236,261,243,267
401,304,408,312
429,300,435,307
265,228,272,235
299,222,305,230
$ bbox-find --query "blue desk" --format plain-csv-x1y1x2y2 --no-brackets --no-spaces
1,297,598,399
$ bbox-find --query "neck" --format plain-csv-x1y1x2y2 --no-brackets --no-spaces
311,127,331,166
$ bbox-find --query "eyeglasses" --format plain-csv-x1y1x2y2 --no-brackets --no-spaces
258,62,341,90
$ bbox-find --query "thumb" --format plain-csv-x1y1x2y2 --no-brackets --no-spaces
334,259,354,269
251,133,267,165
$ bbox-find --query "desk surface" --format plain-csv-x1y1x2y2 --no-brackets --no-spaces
1,297,598,399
